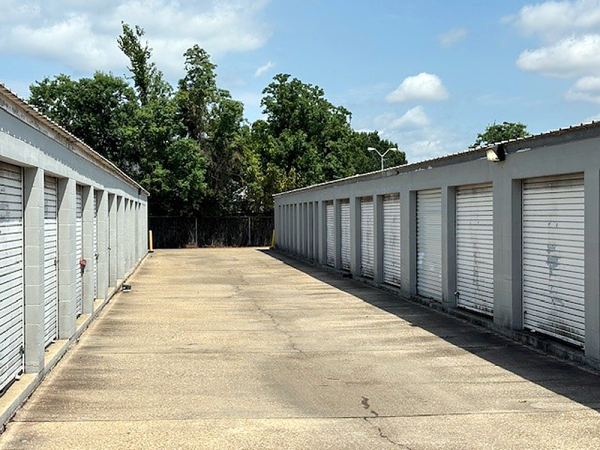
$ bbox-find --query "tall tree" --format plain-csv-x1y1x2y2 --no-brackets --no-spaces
472,121,529,148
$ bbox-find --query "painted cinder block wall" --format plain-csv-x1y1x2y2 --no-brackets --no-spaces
0,85,149,386
273,123,600,366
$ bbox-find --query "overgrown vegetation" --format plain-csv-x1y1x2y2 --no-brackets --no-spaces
471,121,529,148
29,24,405,216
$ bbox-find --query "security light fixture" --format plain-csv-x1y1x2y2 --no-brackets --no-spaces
486,144,506,162
368,147,399,170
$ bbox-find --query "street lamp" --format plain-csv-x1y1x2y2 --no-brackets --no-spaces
368,147,399,171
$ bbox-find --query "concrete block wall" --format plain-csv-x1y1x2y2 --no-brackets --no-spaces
0,85,149,395
274,123,600,368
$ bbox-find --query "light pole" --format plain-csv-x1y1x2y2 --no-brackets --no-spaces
368,147,399,171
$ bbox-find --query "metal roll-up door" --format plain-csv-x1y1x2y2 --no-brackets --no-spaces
0,162,24,392
44,176,59,347
93,192,98,300
340,200,350,271
75,185,83,316
417,189,442,301
522,173,585,346
383,193,401,286
326,202,334,266
456,183,494,316
360,197,374,277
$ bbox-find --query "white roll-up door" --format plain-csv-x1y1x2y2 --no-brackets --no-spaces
417,189,442,301
326,202,334,266
522,173,585,346
0,162,24,392
383,193,401,287
360,197,374,278
93,192,98,300
44,176,59,347
340,200,350,271
75,185,83,316
456,183,494,316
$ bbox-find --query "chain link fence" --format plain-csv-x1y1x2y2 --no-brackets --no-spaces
149,215,274,248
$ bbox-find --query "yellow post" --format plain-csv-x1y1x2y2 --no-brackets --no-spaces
149,230,154,253
271,230,276,248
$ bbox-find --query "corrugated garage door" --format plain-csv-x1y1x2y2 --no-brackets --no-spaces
522,173,585,347
0,162,24,392
93,191,98,300
417,189,442,301
383,193,401,287
340,200,350,271
75,185,83,316
456,183,494,316
44,176,59,346
360,197,374,277
326,202,334,266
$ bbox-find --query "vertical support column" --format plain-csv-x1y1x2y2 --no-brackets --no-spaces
97,190,109,301
57,178,76,339
124,199,130,275
304,203,309,256
493,176,522,330
116,196,124,282
585,169,600,361
401,190,417,297
296,204,301,255
313,202,319,261
350,196,360,277
82,186,94,314
373,194,384,284
23,167,45,373
108,194,117,288
442,186,457,307
334,199,342,270
307,202,314,260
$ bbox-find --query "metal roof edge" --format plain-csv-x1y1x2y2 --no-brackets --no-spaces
0,83,150,197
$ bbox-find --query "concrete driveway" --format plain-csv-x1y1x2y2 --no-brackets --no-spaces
1,248,600,449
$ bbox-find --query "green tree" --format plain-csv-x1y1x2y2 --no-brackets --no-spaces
472,121,529,148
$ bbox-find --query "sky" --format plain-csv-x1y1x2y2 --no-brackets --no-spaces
2,0,600,163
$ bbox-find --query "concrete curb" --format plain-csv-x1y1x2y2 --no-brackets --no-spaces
0,252,150,430
274,249,600,374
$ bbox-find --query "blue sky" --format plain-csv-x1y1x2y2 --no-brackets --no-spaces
2,0,600,162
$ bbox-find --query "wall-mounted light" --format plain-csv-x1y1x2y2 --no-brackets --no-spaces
486,143,506,162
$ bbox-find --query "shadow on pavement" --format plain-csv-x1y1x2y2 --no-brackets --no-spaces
261,248,600,412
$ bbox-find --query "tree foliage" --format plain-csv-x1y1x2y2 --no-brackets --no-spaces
28,24,406,216
472,122,529,148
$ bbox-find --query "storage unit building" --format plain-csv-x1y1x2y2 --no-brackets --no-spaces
0,84,149,396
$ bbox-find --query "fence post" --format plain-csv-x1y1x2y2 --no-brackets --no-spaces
195,217,198,247
247,216,251,246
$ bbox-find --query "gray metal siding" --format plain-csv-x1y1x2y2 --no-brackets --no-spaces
0,162,24,392
326,202,334,266
417,189,442,301
382,193,401,287
75,185,83,316
340,200,351,271
456,183,494,316
522,173,585,346
93,192,98,300
360,197,374,278
44,176,59,346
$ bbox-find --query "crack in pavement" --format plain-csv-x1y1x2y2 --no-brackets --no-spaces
363,417,413,450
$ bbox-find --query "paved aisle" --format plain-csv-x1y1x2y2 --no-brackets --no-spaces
1,249,600,449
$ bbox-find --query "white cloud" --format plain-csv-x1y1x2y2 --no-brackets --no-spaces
389,106,430,129
0,0,272,76
507,0,600,42
438,28,468,48
254,61,275,77
517,34,600,77
566,76,600,102
386,73,449,103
